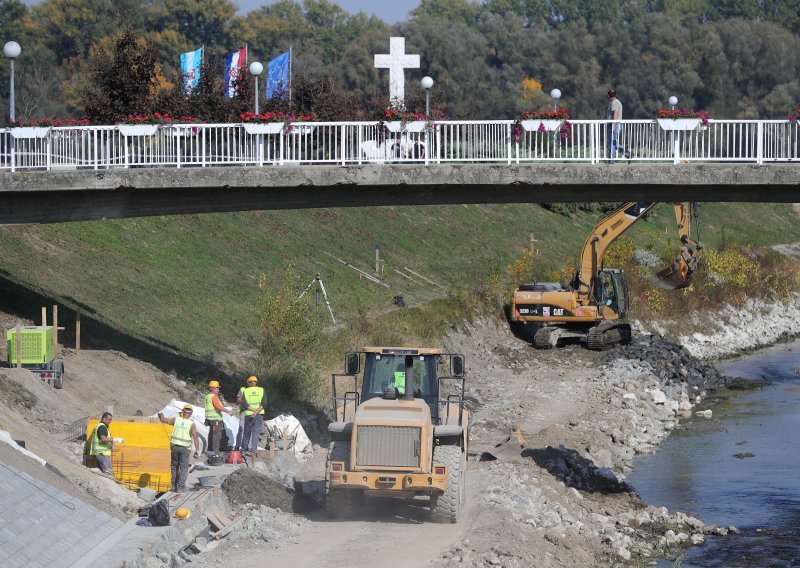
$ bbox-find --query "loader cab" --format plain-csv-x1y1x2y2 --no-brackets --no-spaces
362,352,438,402
593,268,629,318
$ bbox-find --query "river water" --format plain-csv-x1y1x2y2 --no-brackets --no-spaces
627,339,800,567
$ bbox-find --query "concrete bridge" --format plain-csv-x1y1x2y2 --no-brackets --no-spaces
1,163,798,225
1,119,799,224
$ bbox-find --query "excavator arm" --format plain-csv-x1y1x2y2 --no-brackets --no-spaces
575,202,698,302
575,202,656,302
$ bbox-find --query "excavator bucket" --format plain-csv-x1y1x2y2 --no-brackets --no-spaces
655,260,691,290
480,425,527,461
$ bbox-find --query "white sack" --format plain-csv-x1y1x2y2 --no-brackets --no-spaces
265,414,312,454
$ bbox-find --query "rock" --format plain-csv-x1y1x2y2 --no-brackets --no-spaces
138,487,157,502
481,551,501,565
617,547,631,561
650,389,667,404
696,409,713,418
691,534,706,545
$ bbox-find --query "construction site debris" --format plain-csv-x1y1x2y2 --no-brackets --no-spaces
221,468,295,511
266,414,312,455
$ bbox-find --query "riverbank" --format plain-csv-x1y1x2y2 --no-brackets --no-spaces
181,318,741,568
5,293,800,567
676,293,800,360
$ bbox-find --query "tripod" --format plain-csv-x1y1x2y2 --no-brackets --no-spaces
299,273,336,325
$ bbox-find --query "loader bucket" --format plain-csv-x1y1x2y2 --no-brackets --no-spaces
655,260,691,290
480,425,527,461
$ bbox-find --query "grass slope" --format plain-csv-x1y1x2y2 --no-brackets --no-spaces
0,203,797,369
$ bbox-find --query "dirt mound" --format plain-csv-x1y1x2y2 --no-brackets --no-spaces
221,468,294,511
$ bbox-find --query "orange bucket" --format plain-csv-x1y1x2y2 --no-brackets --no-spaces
226,450,243,464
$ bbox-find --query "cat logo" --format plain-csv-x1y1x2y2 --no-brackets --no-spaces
553,308,564,316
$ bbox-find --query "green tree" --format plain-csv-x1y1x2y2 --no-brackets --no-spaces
149,0,236,58
82,29,164,122
32,0,122,63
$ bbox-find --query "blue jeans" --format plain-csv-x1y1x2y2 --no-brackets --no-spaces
608,122,628,161
242,414,264,453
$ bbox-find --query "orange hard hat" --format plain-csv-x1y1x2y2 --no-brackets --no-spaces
175,508,191,520
247,375,258,384
208,380,220,388
183,404,193,412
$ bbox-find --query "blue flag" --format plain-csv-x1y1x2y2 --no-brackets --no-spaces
179,47,203,95
266,51,290,99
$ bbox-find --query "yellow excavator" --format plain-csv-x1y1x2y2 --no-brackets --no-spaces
510,202,701,350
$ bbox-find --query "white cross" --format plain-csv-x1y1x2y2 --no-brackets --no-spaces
374,37,420,105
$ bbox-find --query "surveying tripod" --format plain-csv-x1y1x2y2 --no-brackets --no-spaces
299,273,336,325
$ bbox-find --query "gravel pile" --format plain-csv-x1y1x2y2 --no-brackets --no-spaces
221,468,295,511
605,334,727,391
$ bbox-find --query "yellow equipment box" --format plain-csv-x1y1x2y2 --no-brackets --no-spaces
86,416,173,492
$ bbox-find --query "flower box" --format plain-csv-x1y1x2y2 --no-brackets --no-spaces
242,123,284,135
520,119,562,132
385,121,426,133
657,118,702,131
118,124,159,136
9,126,52,139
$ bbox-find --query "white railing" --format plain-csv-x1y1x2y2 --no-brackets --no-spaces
1,119,798,172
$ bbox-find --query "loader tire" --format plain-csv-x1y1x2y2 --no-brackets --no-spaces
430,445,464,523
325,441,359,518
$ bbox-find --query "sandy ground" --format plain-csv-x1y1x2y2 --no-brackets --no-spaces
0,313,762,567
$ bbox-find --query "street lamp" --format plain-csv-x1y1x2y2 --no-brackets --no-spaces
550,88,561,112
248,61,263,115
421,76,434,118
668,96,678,110
4,41,21,122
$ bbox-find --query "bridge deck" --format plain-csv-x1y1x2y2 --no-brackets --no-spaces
0,163,797,225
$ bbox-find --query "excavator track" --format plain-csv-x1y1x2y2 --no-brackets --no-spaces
586,322,632,350
533,326,558,349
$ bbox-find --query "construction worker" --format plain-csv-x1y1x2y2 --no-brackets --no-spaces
205,380,234,454
158,404,200,493
237,375,266,456
89,412,115,476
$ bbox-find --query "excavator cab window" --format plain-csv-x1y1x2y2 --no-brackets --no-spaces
609,270,629,317
595,269,628,316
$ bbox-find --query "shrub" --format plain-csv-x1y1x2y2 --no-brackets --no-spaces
252,268,327,402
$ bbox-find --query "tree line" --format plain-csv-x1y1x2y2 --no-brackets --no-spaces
0,0,798,122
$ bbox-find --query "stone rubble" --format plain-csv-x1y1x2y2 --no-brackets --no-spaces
135,292,800,567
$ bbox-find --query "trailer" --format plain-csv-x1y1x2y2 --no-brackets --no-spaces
7,326,65,389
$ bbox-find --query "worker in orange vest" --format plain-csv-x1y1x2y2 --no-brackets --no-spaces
204,380,235,454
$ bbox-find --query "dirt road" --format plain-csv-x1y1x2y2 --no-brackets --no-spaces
1,317,725,567
189,319,697,568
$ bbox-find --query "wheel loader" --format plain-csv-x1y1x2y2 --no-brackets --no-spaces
326,347,468,523
510,202,701,350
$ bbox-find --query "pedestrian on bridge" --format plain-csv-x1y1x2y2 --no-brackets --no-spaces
607,90,632,164
237,375,267,456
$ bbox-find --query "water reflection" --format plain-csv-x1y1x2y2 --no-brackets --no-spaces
628,340,800,567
